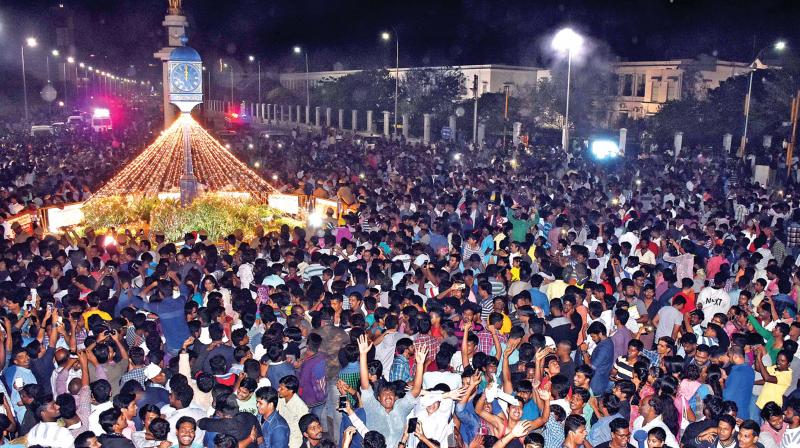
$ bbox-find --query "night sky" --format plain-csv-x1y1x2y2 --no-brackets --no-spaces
1,0,799,81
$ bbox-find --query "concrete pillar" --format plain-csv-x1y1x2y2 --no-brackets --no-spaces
366,110,374,134
265,104,270,121
339,109,344,129
326,108,332,127
280,105,285,122
315,107,321,127
274,104,279,121
261,103,266,121
477,123,486,147
619,128,627,154
383,111,390,137
423,113,431,144
288,105,293,122
306,105,311,125
674,131,683,159
402,114,409,139
723,133,732,153
352,110,358,132
296,105,301,124
449,115,457,140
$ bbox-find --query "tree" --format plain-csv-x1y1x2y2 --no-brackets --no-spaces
311,69,396,118
647,60,800,148
401,67,466,136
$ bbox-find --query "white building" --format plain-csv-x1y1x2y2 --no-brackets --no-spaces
610,58,750,121
279,64,550,100
279,58,750,123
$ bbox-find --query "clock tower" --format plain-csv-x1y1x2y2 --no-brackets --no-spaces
153,2,190,129
168,44,203,113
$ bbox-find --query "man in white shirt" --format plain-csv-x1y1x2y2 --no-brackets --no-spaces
697,273,732,326
28,398,75,448
277,375,309,448
162,384,206,445
375,316,403,378
88,379,114,436
632,396,678,447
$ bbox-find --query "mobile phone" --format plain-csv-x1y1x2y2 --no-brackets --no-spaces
337,396,348,411
407,417,418,433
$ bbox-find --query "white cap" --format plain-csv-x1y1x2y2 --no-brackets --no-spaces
144,363,162,380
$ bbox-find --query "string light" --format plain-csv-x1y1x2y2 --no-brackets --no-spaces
91,114,275,202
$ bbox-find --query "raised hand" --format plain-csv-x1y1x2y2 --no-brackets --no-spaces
357,334,372,355
510,421,533,438
415,345,429,366
536,389,552,401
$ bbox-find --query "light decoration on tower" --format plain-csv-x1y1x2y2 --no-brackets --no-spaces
91,114,275,201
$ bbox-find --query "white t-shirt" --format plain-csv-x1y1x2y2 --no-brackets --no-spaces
696,286,731,326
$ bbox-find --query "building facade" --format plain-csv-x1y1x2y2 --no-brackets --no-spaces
610,58,750,121
279,58,750,123
279,64,549,100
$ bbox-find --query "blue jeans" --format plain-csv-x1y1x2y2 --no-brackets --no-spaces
749,394,762,425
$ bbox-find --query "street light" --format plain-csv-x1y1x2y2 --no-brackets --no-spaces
381,30,400,137
739,40,787,157
293,46,310,116
248,55,261,104
21,37,37,122
551,27,584,151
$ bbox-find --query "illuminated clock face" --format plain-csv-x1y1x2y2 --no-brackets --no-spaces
170,63,201,93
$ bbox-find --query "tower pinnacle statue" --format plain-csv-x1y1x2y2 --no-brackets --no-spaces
168,0,182,15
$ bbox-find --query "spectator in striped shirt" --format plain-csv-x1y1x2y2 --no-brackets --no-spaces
477,280,494,323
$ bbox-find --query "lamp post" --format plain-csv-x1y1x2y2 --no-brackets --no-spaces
88,66,94,98
248,55,261,104
293,46,310,114
551,27,583,151
223,62,234,104
739,40,787,158
21,37,37,123
381,30,400,137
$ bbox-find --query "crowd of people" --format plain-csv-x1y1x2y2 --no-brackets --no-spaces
0,101,798,448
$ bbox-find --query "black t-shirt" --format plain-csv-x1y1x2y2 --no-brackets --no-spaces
593,443,636,448
199,412,262,448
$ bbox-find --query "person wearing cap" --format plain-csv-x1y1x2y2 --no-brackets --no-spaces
141,363,170,409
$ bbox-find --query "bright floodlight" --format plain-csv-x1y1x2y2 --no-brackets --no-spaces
381,32,391,41
590,140,620,160
67,56,75,63
51,49,59,56
552,28,583,52
248,55,255,62
293,46,302,54
26,37,37,47
93,108,110,119
775,41,787,51
308,212,323,228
